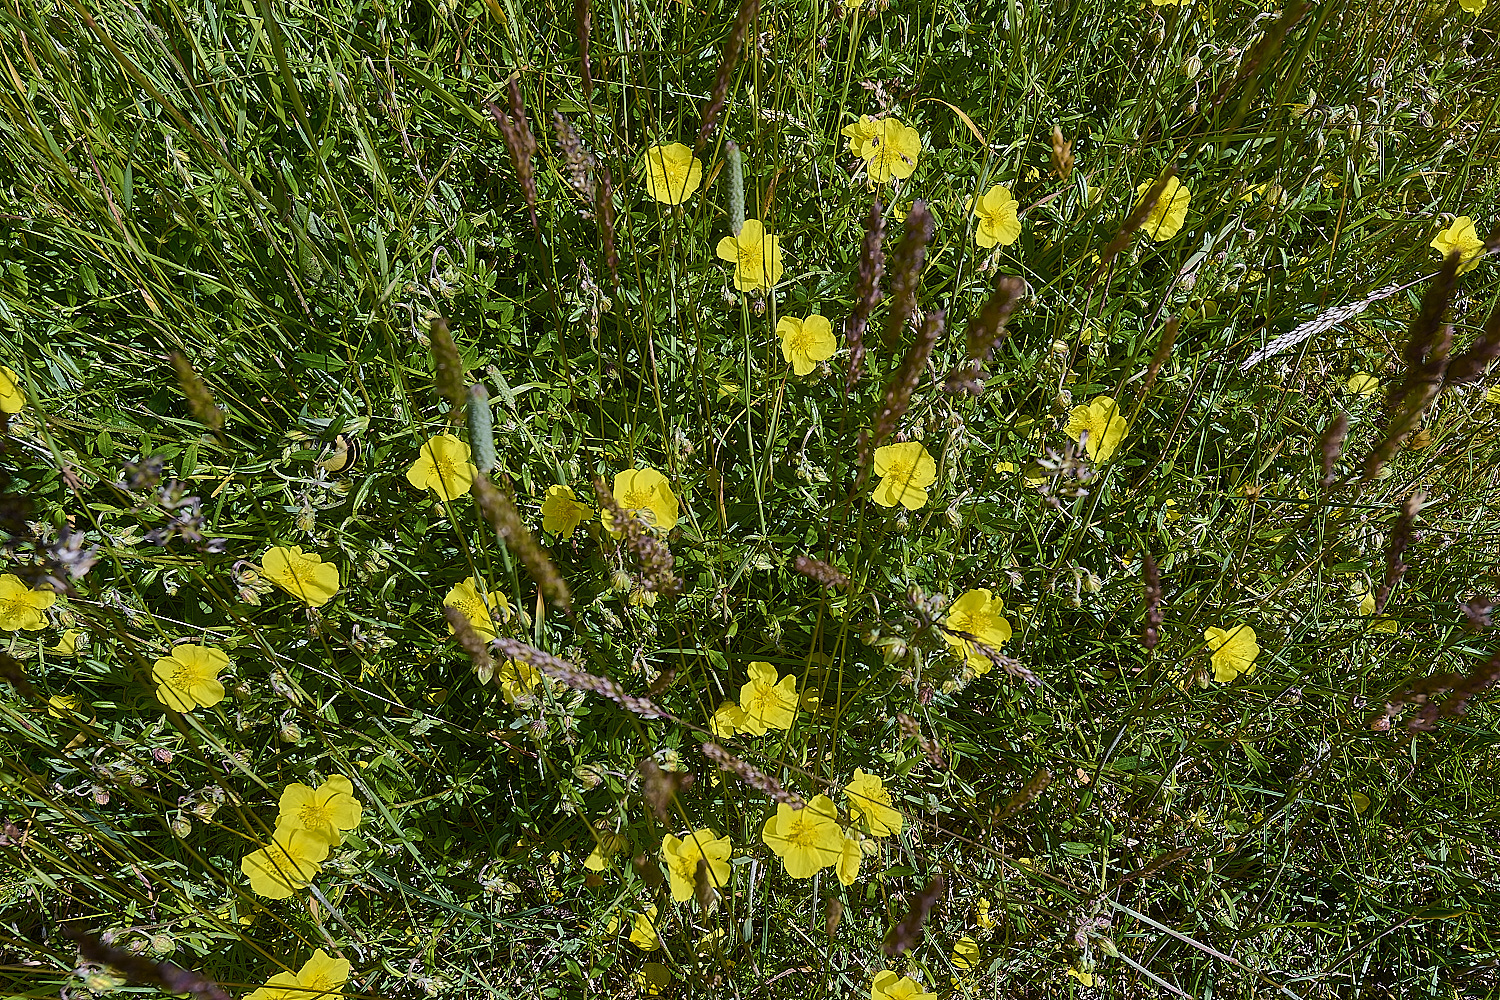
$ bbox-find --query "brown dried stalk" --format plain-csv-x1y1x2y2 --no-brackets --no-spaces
881,200,935,348
552,111,596,197
701,741,804,807
1318,412,1349,490
793,555,849,592
882,874,945,955
68,928,231,1000
844,196,885,390
473,476,572,612
870,307,944,449
1141,315,1179,395
896,713,947,769
639,757,695,823
0,650,39,702
427,316,468,413
1206,2,1310,114
575,0,593,103
1091,169,1175,285
1441,298,1500,387
995,768,1052,822
1408,650,1500,732
1366,671,1462,731
1374,491,1423,615
596,168,619,286
492,637,667,719
444,604,493,679
1049,125,1073,181
965,275,1026,362
486,78,539,235
696,0,760,152
1141,551,1162,652
593,478,681,598
1459,596,1494,632
167,351,225,441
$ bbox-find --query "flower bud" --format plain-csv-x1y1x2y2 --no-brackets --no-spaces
1182,55,1201,79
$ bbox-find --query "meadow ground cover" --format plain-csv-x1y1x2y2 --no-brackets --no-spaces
1,0,1500,997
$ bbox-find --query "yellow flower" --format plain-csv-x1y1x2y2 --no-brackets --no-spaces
444,580,511,641
871,970,938,1000
1064,395,1128,463
0,574,56,631
951,935,981,970
606,905,660,951
262,545,340,607
277,776,362,846
1204,624,1259,683
0,366,24,413
245,949,352,1000
406,433,478,500
761,794,844,878
494,658,542,704
871,441,938,510
636,963,671,997
642,143,704,205
1163,498,1182,521
845,769,902,837
1065,967,1095,986
241,827,330,899
943,589,1013,672
47,694,83,719
975,896,995,929
152,644,229,712
1430,216,1485,275
710,699,748,737
540,484,591,537
738,661,798,735
49,630,82,656
1346,373,1380,396
1354,584,1377,617
1150,0,1190,5
1458,0,1486,12
1371,617,1399,635
584,831,629,871
852,117,923,184
777,315,838,377
660,828,733,902
716,219,785,292
604,467,679,534
972,184,1021,248
1486,385,1500,405
1134,176,1192,242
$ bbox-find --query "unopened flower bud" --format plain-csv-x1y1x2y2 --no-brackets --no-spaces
1182,55,1201,79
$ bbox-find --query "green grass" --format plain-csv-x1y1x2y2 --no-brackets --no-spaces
2,0,1500,997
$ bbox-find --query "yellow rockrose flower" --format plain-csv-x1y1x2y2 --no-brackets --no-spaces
1458,0,1486,12
871,970,938,1000
738,661,798,735
1346,373,1380,396
943,589,1013,672
241,827,330,899
952,935,981,970
0,366,25,413
604,466,679,533
871,441,938,510
660,828,733,902
1064,395,1128,463
845,769,903,838
584,831,629,871
494,658,542,704
47,694,84,719
261,545,341,607
1430,216,1485,275
972,184,1022,248
836,829,873,886
540,484,591,537
50,630,82,656
761,794,843,878
406,433,478,500
444,579,511,641
244,949,352,1000
710,699,748,737
841,115,883,158
642,142,704,205
1204,624,1259,683
152,644,229,712
1134,176,1191,242
716,219,785,292
862,118,923,184
0,574,56,631
777,315,838,376
606,905,660,951
277,776,362,846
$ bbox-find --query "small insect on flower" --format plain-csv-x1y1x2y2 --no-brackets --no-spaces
777,315,838,376
1430,216,1486,274
642,143,704,205
843,116,923,184
152,644,229,712
0,574,56,631
406,433,478,500
871,441,938,510
1204,624,1260,683
1134,176,1192,242
0,365,25,413
716,219,785,292
970,184,1022,248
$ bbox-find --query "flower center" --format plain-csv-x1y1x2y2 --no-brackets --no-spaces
0,596,27,619
299,801,331,830
784,814,824,849
736,242,764,274
885,459,913,481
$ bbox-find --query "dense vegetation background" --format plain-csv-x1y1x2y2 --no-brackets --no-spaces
1,0,1499,997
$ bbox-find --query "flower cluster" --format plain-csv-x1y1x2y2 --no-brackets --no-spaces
241,776,362,899
712,661,798,737
761,771,900,885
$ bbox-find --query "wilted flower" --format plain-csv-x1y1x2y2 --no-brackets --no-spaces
711,700,748,737
761,794,843,878
604,467,679,534
716,219,784,292
262,545,341,607
738,661,798,735
871,970,937,1000
277,776,362,846
872,441,938,510
971,184,1021,248
0,574,56,631
49,630,83,656
444,580,511,641
836,830,874,886
642,143,703,205
584,831,629,871
406,433,478,500
152,644,229,712
0,366,24,413
943,589,1013,672
1064,395,1128,463
540,484,592,537
1134,176,1191,241
1204,624,1259,683
47,694,83,719
241,827,330,899
244,949,352,1000
660,828,733,902
845,769,902,837
1430,216,1485,274
778,315,838,376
